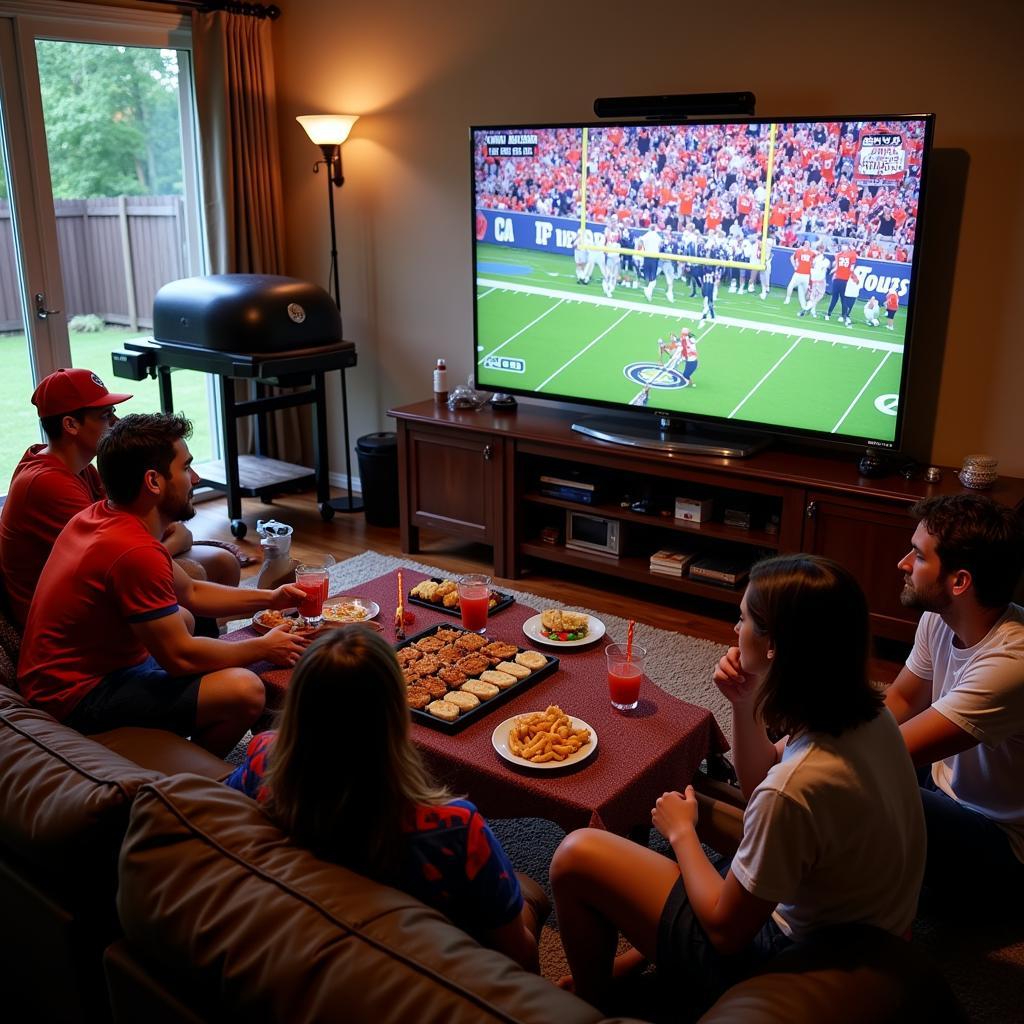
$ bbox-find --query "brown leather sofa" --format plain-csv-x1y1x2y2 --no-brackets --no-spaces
0,681,231,1023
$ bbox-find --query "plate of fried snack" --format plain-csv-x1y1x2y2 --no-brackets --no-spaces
321,596,380,624
251,609,322,636
522,609,605,647
491,705,597,769
396,623,558,731
408,578,514,617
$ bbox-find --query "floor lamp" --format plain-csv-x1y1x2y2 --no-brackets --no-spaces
297,113,363,513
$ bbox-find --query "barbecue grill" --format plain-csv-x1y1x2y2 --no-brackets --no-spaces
111,273,358,538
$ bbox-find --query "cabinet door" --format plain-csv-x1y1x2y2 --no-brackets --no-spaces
802,493,919,642
407,428,502,545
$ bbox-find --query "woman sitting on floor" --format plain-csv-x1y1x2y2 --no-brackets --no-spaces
225,625,541,971
550,554,926,1014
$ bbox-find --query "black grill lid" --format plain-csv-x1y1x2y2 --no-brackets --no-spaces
153,274,341,353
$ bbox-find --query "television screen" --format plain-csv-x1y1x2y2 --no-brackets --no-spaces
471,114,933,452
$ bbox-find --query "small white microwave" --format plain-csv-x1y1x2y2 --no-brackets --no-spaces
565,509,621,556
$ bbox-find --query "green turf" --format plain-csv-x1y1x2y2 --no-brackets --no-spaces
0,326,216,493
475,243,907,445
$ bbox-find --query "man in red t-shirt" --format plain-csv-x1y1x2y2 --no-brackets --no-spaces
785,241,815,307
826,244,859,322
0,368,239,627
884,289,901,331
17,412,309,755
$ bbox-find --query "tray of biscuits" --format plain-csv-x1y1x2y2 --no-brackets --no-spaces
408,578,515,617
395,623,558,732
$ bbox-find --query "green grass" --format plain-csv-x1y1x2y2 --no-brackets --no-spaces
475,244,907,445
0,326,215,493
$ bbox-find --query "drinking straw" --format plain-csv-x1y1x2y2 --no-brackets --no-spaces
397,571,404,618
626,619,635,661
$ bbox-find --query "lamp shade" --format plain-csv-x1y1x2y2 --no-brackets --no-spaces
297,114,359,146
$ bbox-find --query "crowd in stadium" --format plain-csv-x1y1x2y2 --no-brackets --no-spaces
475,119,925,262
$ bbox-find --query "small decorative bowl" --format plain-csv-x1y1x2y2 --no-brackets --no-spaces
959,455,998,489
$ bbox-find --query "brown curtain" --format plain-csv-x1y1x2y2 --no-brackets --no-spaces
190,10,311,465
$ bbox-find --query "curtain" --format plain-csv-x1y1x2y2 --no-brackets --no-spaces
190,10,312,466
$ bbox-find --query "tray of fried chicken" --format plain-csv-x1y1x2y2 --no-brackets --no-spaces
395,623,558,732
408,578,514,616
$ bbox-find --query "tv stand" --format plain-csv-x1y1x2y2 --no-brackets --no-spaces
571,414,770,458
390,400,1024,643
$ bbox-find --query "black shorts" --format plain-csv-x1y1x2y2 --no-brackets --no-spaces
656,859,793,1013
65,655,201,736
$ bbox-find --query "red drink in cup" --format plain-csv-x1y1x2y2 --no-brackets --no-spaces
605,642,646,711
457,573,491,634
296,567,328,626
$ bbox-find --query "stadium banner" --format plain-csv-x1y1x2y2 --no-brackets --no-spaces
775,247,912,306
474,209,911,307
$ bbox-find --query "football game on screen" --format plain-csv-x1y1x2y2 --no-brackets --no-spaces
473,118,927,448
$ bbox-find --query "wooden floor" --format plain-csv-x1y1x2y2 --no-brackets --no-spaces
192,489,906,684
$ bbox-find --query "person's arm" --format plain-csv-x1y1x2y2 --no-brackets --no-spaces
653,786,776,954
171,561,305,618
479,915,538,973
161,522,194,557
883,665,931,725
130,611,308,675
898,707,978,768
714,647,781,798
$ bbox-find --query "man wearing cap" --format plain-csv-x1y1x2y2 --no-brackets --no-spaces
0,368,238,628
0,368,133,626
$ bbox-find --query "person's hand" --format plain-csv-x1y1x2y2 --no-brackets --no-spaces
266,584,307,610
713,646,760,706
652,786,698,844
258,624,311,666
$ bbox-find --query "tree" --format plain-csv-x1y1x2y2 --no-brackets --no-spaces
34,40,184,198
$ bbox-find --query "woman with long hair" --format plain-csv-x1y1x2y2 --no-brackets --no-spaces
550,555,925,1013
226,625,539,970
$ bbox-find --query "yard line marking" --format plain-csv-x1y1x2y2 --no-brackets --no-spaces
477,286,497,299
476,277,904,354
831,351,893,433
482,298,565,360
729,336,803,418
536,311,632,391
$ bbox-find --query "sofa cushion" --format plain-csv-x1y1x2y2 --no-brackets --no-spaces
118,773,604,1024
0,689,160,908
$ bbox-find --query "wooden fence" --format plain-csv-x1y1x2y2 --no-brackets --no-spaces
0,194,186,332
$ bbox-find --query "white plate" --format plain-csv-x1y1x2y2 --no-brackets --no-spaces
321,596,381,623
522,613,606,648
491,713,598,770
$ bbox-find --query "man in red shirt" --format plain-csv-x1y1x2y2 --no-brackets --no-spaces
825,243,859,323
17,412,309,755
0,368,241,629
785,241,815,308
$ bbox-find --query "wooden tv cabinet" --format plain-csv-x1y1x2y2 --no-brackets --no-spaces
390,401,1024,643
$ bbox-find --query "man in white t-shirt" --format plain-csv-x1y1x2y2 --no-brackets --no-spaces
885,494,1024,913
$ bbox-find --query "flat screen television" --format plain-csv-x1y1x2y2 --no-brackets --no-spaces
471,114,934,456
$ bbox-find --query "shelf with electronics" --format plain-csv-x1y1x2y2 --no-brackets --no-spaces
390,400,1024,642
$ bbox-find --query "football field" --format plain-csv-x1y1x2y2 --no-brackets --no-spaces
475,244,906,443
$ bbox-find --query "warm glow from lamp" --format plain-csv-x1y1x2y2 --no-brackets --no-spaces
296,114,359,146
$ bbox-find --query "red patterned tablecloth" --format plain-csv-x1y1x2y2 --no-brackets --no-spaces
229,569,728,836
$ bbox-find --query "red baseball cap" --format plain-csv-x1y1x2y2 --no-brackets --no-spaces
31,368,133,419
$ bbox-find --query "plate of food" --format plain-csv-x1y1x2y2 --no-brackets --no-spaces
395,623,558,732
522,610,605,647
251,609,321,636
322,596,380,624
408,578,514,617
491,706,597,770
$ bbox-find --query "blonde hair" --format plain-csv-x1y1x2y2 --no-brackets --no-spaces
264,626,450,875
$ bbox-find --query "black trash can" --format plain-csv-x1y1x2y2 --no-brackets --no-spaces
356,432,399,527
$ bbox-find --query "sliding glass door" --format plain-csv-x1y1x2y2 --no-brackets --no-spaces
0,2,215,493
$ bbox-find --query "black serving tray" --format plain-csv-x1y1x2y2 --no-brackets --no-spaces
395,622,558,733
407,578,515,618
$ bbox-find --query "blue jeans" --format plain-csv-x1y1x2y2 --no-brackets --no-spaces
918,772,1023,916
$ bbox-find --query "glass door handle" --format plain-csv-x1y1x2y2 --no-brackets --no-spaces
34,292,60,319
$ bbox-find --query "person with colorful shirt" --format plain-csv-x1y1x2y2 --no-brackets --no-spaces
16,413,309,754
226,626,541,969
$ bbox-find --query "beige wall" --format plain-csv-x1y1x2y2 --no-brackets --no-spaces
272,0,1024,476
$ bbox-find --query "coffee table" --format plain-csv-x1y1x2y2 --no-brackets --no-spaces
232,568,728,836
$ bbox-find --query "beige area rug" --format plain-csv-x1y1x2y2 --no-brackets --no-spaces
236,551,1024,1020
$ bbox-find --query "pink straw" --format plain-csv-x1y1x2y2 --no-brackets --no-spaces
626,619,635,661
